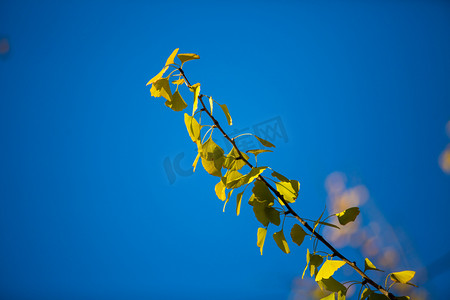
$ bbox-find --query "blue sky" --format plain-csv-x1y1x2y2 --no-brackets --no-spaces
1,1,449,299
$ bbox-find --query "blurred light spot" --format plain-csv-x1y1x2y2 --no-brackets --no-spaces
362,237,379,257
325,172,346,195
378,247,399,268
438,144,450,174
0,37,10,56
446,121,450,138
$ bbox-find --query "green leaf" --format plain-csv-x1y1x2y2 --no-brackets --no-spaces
302,249,310,279
310,254,324,277
165,48,179,66
318,277,347,294
150,77,172,100
271,171,289,182
191,83,200,115
273,230,290,254
290,224,306,246
320,293,335,300
249,196,279,227
316,221,340,230
184,113,201,142
222,170,244,189
236,191,244,216
364,258,383,272
257,227,267,255
219,103,232,125
215,180,226,201
252,180,274,203
254,135,275,147
316,260,346,281
336,207,360,225
223,147,249,171
390,270,416,285
164,90,187,111
223,190,233,212
177,53,200,64
275,180,299,203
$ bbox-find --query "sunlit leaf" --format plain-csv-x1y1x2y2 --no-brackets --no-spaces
177,53,200,64
165,90,187,111
184,113,201,142
273,230,290,254
223,147,249,171
336,207,360,225
200,138,224,177
257,227,267,255
316,260,346,281
236,191,244,216
338,291,346,300
310,254,324,277
151,78,172,100
276,180,299,203
192,153,200,172
390,271,416,285
290,224,306,246
318,277,347,293
172,78,185,85
191,83,200,115
361,288,372,300
223,190,233,212
320,293,335,300
218,103,232,125
255,135,275,147
364,258,383,272
302,249,310,279
223,170,244,189
147,66,169,86
215,180,226,201
165,48,179,66
209,97,214,114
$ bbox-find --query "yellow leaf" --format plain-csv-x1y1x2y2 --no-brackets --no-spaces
302,249,310,279
390,270,416,284
364,258,383,272
172,78,185,85
257,227,267,255
215,180,226,201
165,48,179,66
164,90,187,112
273,230,290,254
209,97,214,114
219,103,232,125
275,180,300,203
320,293,335,300
223,190,233,212
184,114,201,142
147,66,169,86
192,153,200,172
191,83,201,115
150,78,172,100
177,53,200,64
316,260,346,281
236,191,244,216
